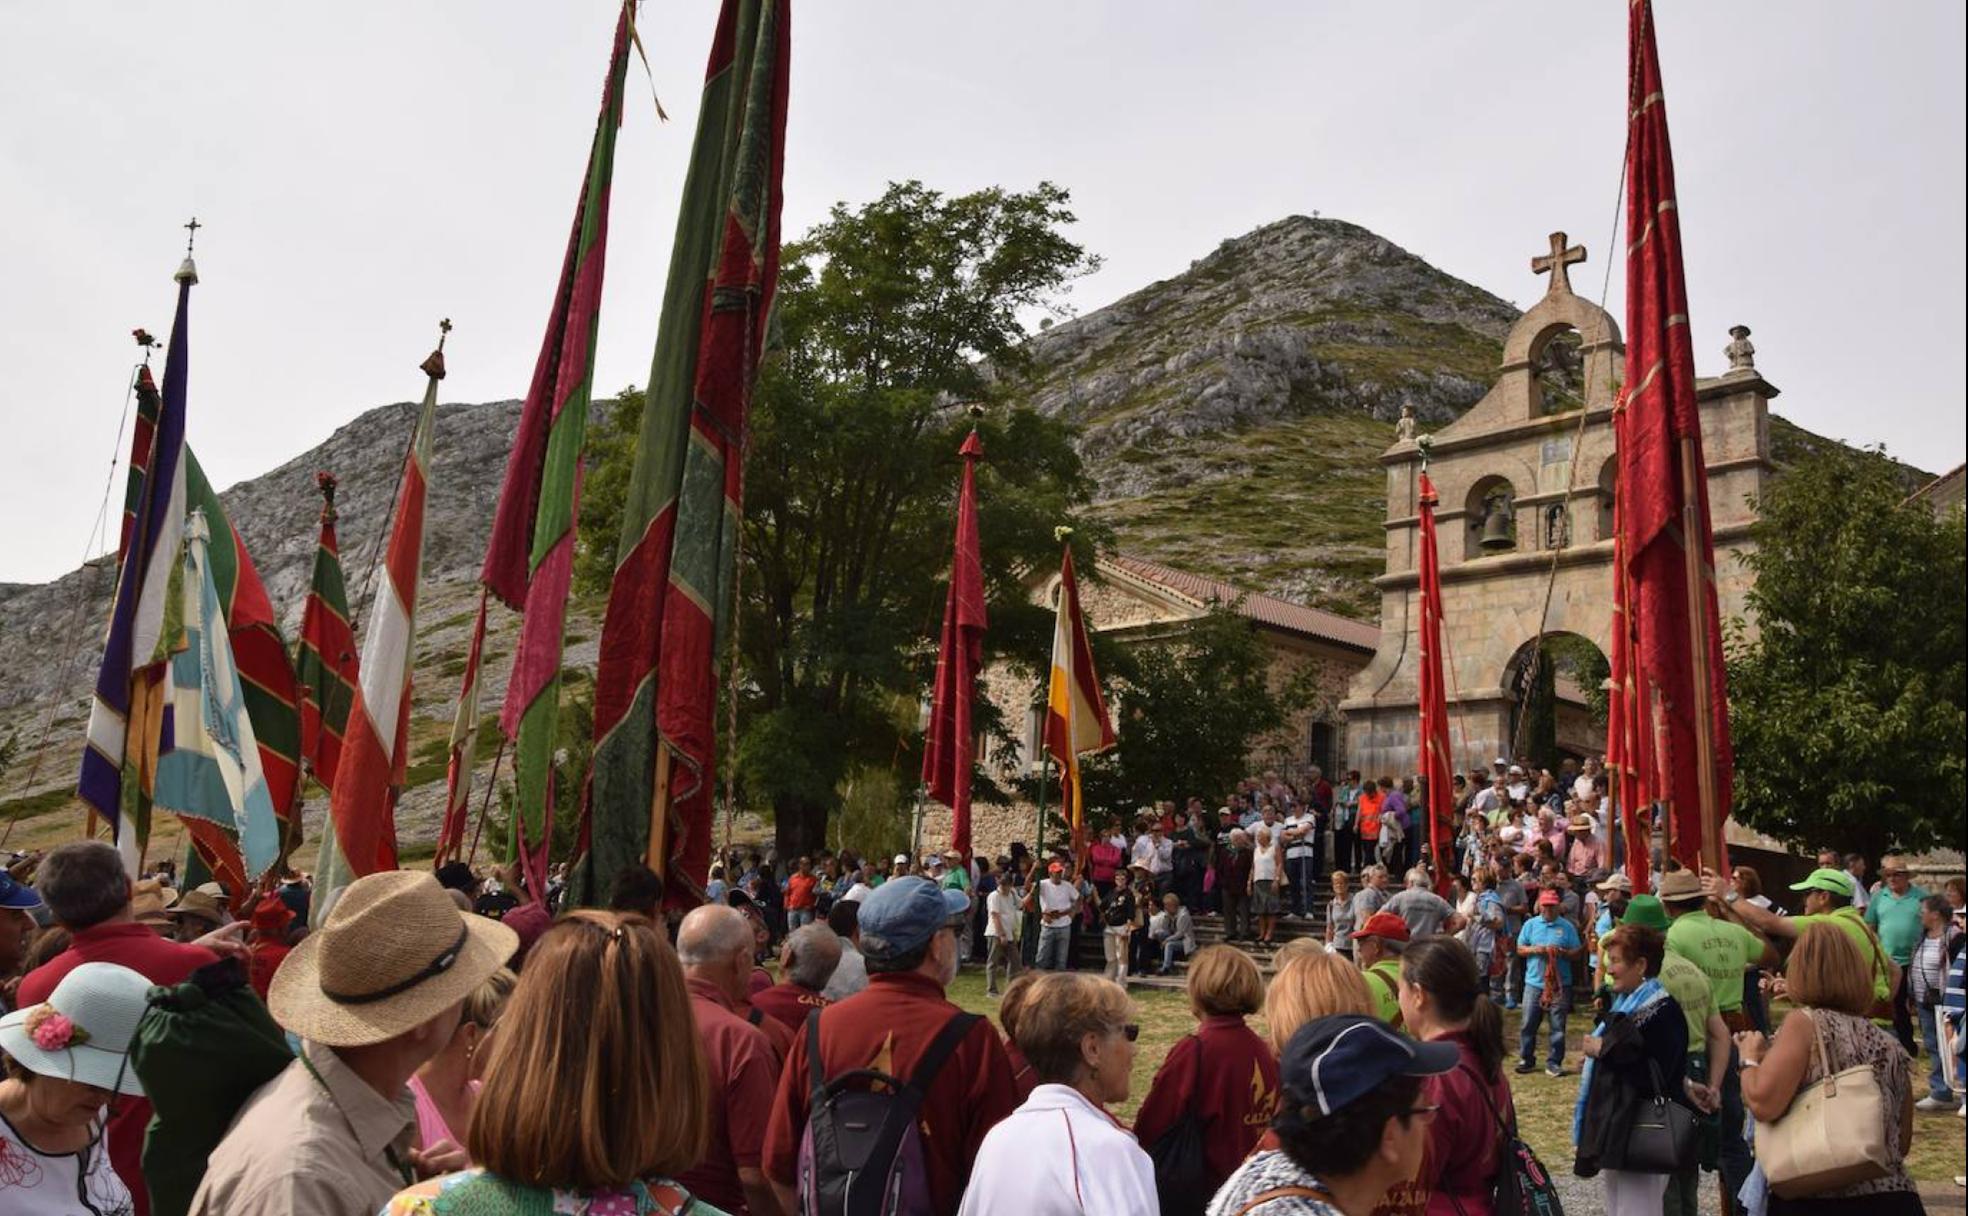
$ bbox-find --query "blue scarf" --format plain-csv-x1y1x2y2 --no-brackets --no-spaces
1572,977,1667,1144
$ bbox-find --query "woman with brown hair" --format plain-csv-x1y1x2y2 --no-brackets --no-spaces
996,971,1041,1098
960,973,1154,1214
382,911,716,1215
1737,923,1922,1214
1397,936,1513,1215
1135,946,1283,1204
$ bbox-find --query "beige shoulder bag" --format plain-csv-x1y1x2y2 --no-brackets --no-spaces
1755,1011,1893,1198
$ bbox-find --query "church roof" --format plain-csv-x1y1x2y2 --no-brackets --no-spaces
1101,554,1381,654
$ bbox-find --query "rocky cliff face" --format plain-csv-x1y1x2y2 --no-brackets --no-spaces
999,216,1521,618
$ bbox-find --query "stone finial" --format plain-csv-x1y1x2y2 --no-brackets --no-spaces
1531,231,1586,297
1725,324,1755,373
1394,402,1418,443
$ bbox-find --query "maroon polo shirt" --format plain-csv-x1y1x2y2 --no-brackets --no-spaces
764,969,1016,1211
682,975,780,1213
19,920,220,1216
1132,1014,1281,1189
749,978,830,1034
1419,1028,1514,1215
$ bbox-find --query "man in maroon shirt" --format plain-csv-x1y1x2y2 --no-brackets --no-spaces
18,841,239,1216
750,922,838,1033
763,875,1016,1214
678,904,787,1216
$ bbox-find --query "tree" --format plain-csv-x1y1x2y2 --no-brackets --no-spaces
580,181,1103,857
1076,605,1285,815
1725,447,1965,860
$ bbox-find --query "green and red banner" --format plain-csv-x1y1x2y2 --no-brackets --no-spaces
1620,0,1731,873
296,472,360,797
478,2,635,894
588,0,789,908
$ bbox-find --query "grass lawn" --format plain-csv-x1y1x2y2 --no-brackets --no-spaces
946,969,1968,1185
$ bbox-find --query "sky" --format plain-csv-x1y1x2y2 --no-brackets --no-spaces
2,2,1962,584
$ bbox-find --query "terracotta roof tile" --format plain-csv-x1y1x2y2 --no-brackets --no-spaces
1101,554,1380,653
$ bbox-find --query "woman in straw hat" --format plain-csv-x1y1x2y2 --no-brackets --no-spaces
190,870,518,1216
383,910,718,1215
0,960,152,1214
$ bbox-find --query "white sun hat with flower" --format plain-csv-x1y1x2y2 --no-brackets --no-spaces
0,961,151,1095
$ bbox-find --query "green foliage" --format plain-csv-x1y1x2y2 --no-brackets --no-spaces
1724,447,1966,859
573,386,646,600
828,764,911,861
730,181,1102,853
1073,605,1285,814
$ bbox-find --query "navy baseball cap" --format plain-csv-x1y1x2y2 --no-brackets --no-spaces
1280,1014,1458,1119
856,875,969,956
0,871,41,911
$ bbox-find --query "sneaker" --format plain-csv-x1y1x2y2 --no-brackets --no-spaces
1546,1065,1567,1078
1514,1060,1537,1075
1916,1095,1955,1113
1503,998,1520,1011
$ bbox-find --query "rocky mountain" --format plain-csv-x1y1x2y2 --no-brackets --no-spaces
1002,216,1522,618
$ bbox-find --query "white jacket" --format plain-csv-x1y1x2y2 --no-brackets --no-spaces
958,1084,1159,1216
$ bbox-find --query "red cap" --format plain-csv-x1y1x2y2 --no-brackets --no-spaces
250,892,294,936
1048,860,1066,874
1537,888,1563,907
1350,911,1411,942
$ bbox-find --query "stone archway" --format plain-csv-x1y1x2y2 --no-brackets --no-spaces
1500,631,1609,770
1341,230,1777,782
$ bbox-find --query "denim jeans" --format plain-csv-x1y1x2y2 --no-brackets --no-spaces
788,907,813,931
1036,924,1073,971
1518,983,1569,1067
1160,937,1190,972
1919,1004,1956,1100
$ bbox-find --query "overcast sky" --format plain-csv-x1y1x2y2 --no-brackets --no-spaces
3,2,1962,584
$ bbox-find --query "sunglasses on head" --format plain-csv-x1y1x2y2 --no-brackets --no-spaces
1120,1023,1140,1042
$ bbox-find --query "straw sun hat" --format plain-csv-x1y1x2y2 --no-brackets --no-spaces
269,870,517,1047
0,961,151,1095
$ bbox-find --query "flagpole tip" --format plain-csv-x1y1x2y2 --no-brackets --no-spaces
1054,525,1074,543
422,319,451,380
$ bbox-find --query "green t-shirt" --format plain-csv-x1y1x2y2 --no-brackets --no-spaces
1864,885,1929,965
940,868,971,893
1659,951,1716,1060
1665,909,1762,1013
1793,906,1892,1001
1365,958,1404,1028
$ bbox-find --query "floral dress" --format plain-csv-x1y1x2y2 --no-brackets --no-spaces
383,1170,728,1216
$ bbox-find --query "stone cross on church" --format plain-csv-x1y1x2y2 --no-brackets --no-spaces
1531,231,1586,296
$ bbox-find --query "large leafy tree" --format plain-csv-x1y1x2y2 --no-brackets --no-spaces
572,181,1102,856
1725,448,1965,860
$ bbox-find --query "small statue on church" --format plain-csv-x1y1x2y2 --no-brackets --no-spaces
1394,402,1418,443
1544,504,1571,550
1726,324,1756,372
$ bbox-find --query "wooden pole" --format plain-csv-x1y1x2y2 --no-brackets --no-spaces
1034,752,1049,860
1678,436,1724,875
646,746,674,875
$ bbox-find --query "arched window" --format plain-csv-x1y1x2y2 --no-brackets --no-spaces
1531,324,1586,415
1464,475,1519,559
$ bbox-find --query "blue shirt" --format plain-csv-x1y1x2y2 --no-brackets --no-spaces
1518,915,1582,990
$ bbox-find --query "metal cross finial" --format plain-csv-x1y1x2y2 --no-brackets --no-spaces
438,317,452,351
183,217,202,255
1531,231,1586,297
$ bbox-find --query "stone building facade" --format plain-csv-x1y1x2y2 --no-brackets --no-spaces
1342,232,1778,780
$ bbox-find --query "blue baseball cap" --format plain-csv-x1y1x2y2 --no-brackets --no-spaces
1279,1014,1458,1119
0,871,42,911
856,875,969,957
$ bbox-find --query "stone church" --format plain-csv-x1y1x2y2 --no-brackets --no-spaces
1342,231,1776,780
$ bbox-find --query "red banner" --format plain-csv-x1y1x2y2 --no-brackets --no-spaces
1416,472,1455,896
922,430,987,858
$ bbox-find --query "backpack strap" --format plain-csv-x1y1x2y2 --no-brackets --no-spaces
906,1011,982,1095
805,1006,826,1102
1366,968,1404,1029
748,1004,765,1027
1233,1184,1335,1216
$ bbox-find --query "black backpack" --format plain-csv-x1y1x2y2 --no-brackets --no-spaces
797,1008,979,1216
1146,1037,1213,1216
1456,1063,1564,1216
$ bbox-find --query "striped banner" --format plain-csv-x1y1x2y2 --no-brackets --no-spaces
296,472,361,794
316,344,444,921
80,256,196,876
153,508,282,889
587,0,788,908
435,590,488,864
1044,542,1115,851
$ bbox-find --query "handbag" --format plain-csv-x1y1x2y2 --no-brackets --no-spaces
1755,1011,1894,1198
1147,1038,1213,1216
1618,1059,1697,1174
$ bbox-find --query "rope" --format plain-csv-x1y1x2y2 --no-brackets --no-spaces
1,363,145,850
1508,143,1631,763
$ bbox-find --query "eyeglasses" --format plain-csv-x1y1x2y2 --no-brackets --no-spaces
1120,1023,1141,1042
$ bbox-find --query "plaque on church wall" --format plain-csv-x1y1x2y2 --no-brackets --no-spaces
1540,437,1572,466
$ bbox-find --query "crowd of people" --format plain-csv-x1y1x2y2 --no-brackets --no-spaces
0,750,1961,1216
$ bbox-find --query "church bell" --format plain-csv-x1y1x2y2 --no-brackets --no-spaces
1479,503,1515,551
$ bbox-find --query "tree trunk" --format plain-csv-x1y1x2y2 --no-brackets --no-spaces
774,792,830,859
